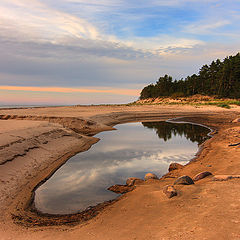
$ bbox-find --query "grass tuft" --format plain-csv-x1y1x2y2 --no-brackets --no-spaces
216,103,231,109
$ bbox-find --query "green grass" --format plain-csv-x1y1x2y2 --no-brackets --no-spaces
216,103,231,109
197,100,239,108
202,100,240,105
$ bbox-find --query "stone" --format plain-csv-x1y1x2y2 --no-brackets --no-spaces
193,171,213,181
107,184,134,194
212,175,240,181
174,175,194,185
144,173,158,181
232,118,240,123
168,163,184,172
163,185,177,198
126,177,144,186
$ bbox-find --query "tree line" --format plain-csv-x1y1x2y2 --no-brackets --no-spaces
140,53,240,99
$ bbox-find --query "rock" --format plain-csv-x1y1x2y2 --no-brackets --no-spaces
232,118,240,123
126,177,144,186
174,175,194,185
193,171,212,181
230,175,240,179
107,184,134,194
212,175,240,181
168,163,184,172
163,185,177,198
144,173,158,181
228,142,240,147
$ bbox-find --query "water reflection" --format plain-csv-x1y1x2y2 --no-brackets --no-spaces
142,121,210,144
34,121,210,214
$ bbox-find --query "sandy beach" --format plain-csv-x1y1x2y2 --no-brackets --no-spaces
0,104,240,240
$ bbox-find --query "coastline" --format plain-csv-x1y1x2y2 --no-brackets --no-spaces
0,104,240,239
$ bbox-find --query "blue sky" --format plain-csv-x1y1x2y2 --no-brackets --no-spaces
0,0,239,104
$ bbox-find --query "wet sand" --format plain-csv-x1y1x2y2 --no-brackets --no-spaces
0,104,240,240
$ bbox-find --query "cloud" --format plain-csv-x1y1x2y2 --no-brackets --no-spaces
0,0,204,56
184,20,231,35
124,36,204,53
0,0,239,105
0,85,140,96
63,0,219,8
0,0,100,43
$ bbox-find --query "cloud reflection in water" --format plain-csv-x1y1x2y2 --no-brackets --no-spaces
34,121,210,214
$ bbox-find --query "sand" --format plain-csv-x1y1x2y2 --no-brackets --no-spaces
0,104,240,240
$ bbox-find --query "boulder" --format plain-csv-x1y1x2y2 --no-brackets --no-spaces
126,177,144,186
107,184,134,194
174,175,194,185
144,173,158,181
193,171,212,181
168,163,184,172
163,185,177,198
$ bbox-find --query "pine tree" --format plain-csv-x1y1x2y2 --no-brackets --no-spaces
140,53,240,99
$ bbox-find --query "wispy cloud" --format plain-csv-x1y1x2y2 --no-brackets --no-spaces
0,85,140,96
184,20,231,35
0,0,100,43
0,0,204,56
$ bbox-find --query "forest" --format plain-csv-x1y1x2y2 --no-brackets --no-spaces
140,53,240,99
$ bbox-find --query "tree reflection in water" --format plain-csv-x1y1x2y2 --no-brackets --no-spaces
142,121,210,144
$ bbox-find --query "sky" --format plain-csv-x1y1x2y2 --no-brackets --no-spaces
0,0,239,105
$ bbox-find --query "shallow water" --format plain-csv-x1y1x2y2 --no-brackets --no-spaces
34,121,210,214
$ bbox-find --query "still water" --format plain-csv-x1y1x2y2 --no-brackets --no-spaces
34,121,210,214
